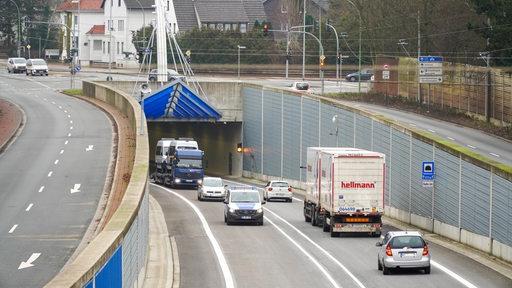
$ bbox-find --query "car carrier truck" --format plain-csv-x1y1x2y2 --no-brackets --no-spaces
303,147,386,237
153,138,203,187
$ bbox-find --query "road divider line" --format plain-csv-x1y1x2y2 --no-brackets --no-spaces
264,208,367,288
431,260,478,288
157,184,234,288
265,217,341,288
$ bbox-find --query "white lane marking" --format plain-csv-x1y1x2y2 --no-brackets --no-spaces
489,152,500,158
18,253,41,269
467,144,477,149
47,171,53,177
9,225,18,233
158,184,234,288
86,145,94,152
68,133,71,137
431,260,478,288
64,140,69,145
70,184,81,194
428,129,436,133
54,159,59,165
70,126,73,130
265,208,366,288
447,137,455,141
60,150,64,154
265,217,342,288
38,186,44,193
69,120,73,124
26,203,33,211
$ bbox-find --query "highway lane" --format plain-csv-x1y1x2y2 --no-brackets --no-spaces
150,181,512,288
0,72,113,287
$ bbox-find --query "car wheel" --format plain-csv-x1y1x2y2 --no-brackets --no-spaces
424,266,431,274
383,265,390,275
288,198,292,202
350,76,356,82
377,258,382,271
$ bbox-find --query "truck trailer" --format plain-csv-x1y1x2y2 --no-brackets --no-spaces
303,147,386,237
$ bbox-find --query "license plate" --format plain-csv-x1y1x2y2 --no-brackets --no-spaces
241,216,252,219
399,252,415,257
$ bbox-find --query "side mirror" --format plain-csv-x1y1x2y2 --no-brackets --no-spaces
223,199,228,204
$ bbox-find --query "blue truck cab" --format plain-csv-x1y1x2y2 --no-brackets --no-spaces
164,149,204,187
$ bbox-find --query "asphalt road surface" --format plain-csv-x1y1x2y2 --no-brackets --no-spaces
0,71,113,287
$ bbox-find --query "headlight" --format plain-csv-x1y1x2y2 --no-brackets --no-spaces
197,179,203,184
229,208,236,213
175,178,181,183
256,208,263,213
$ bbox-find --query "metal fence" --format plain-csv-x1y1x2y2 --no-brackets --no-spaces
241,85,512,262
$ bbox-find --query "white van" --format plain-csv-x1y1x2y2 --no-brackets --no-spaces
26,58,49,76
155,138,198,171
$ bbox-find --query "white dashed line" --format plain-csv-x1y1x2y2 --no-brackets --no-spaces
26,203,33,211
38,186,44,193
9,225,18,233
467,144,477,149
48,171,53,177
54,160,59,165
489,152,500,158
60,150,64,154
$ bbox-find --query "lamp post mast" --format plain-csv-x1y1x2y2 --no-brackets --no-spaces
9,0,21,57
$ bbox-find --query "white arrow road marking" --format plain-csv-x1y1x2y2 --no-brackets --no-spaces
18,253,41,269
70,184,81,194
85,145,94,152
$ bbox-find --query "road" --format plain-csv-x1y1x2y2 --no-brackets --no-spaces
150,180,512,288
0,71,113,287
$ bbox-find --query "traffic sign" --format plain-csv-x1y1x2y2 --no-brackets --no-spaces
419,56,442,62
382,70,390,80
419,76,443,83
419,68,443,76
320,55,325,60
422,161,435,180
419,56,443,83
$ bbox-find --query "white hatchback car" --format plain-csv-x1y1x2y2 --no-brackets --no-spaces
26,58,49,76
264,180,293,202
376,231,431,275
7,57,27,73
197,177,226,201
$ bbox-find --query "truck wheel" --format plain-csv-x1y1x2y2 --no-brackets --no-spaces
311,210,317,226
322,217,330,232
304,207,311,222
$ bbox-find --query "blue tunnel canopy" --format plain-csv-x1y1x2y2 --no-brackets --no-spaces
140,81,222,120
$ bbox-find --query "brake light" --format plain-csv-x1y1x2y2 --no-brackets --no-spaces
385,245,392,256
268,187,273,191
422,245,429,256
288,187,292,192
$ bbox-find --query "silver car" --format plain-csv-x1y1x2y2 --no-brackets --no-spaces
376,231,431,275
197,177,226,201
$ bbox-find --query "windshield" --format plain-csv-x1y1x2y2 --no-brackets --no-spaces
176,158,202,168
231,191,260,203
203,178,223,186
31,59,46,65
272,181,289,187
14,58,26,64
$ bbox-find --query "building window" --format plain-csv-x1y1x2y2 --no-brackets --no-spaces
93,40,102,51
240,23,247,33
118,20,124,32
117,42,120,54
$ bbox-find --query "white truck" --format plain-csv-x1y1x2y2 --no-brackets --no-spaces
303,147,386,237
154,138,199,185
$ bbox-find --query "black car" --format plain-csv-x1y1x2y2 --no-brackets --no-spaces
345,69,374,82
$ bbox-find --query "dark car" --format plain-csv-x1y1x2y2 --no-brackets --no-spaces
345,69,374,82
148,68,185,82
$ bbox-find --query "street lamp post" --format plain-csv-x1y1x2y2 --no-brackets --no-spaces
326,23,339,84
347,0,362,94
237,45,246,80
9,0,21,58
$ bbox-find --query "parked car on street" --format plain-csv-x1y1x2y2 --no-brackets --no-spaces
376,231,431,275
264,180,293,202
7,57,27,74
345,69,374,82
148,68,185,82
26,58,49,76
197,177,226,201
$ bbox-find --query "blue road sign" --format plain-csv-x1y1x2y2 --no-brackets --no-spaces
422,161,435,180
419,56,443,62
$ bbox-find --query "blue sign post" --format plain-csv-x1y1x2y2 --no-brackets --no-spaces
422,161,435,180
